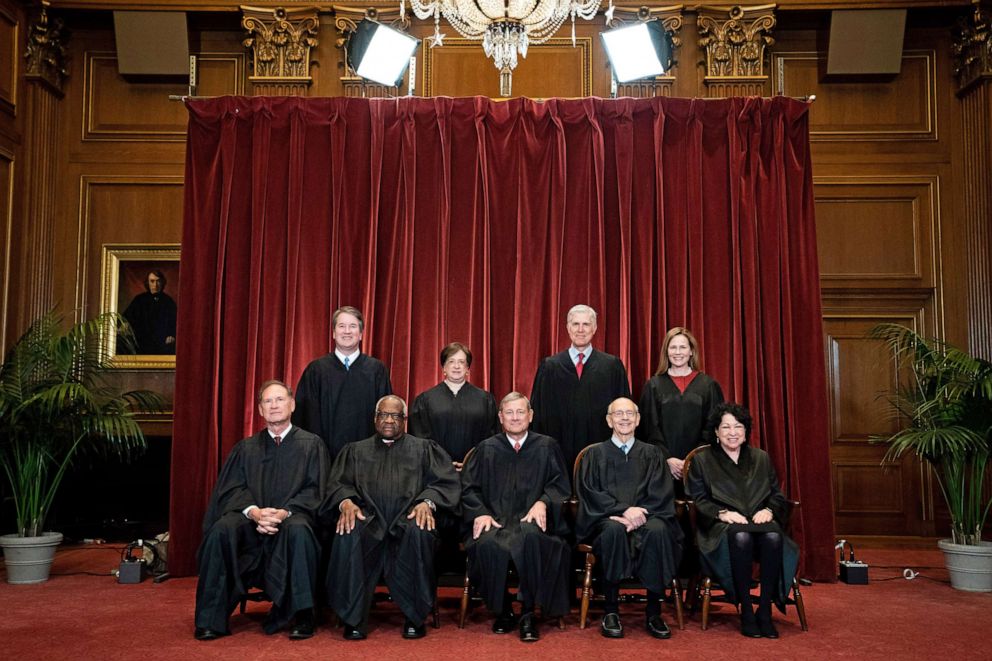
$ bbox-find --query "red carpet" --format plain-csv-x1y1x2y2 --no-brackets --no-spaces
1,545,987,660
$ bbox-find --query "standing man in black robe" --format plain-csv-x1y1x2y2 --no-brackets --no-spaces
576,397,683,640
294,306,392,459
194,380,329,641
530,304,631,471
326,395,460,640
461,392,571,643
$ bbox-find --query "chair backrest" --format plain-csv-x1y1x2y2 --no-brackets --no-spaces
572,444,596,499
681,444,710,494
462,445,477,468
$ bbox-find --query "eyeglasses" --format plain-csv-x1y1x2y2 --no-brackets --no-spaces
610,410,637,418
375,411,406,421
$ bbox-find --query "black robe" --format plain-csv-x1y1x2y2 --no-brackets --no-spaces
195,427,329,634
461,432,572,617
530,348,631,471
408,382,498,463
637,372,724,461
685,444,799,606
293,352,392,459
324,434,460,630
576,440,683,590
121,291,177,354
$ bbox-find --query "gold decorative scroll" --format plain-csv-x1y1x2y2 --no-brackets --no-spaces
952,1,991,93
607,5,683,98
241,6,319,88
697,4,775,96
24,1,69,94
332,5,410,98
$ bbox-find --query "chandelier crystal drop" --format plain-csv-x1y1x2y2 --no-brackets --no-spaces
407,0,603,96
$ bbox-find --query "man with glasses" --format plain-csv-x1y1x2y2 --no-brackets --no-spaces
325,395,460,640
575,397,683,640
460,392,571,643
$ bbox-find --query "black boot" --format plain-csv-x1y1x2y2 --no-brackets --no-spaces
756,602,778,639
740,602,761,638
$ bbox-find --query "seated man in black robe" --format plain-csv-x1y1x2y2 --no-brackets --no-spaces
461,391,572,643
576,397,683,640
194,380,329,641
325,395,460,640
293,306,392,459
120,269,177,355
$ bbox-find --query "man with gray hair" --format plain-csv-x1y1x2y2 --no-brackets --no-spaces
530,304,631,470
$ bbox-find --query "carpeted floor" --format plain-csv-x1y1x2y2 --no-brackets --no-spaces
1,545,987,660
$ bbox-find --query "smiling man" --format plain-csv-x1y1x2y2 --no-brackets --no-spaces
294,306,392,459
325,395,460,641
194,380,329,641
529,304,631,471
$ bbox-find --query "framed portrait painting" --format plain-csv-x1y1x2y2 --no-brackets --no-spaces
100,244,181,369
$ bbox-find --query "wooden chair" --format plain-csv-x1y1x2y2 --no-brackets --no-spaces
682,445,808,632
572,444,685,631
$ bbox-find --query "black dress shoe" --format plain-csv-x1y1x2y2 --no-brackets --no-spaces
740,617,762,638
646,615,671,639
600,612,624,638
758,616,779,639
519,613,540,642
343,625,367,640
289,611,315,640
402,618,427,639
492,612,518,634
193,627,224,641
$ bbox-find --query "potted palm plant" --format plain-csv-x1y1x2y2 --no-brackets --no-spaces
871,323,992,591
0,310,159,584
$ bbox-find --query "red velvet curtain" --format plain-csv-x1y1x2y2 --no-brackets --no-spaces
172,95,835,581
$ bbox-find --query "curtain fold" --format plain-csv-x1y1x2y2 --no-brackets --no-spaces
172,95,835,582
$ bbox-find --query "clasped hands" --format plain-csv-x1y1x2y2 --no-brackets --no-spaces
249,507,289,535
473,501,548,540
335,498,436,535
718,508,774,525
610,506,649,532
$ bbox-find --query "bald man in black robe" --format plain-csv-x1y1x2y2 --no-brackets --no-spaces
461,392,571,643
576,397,683,640
325,395,460,640
194,381,329,641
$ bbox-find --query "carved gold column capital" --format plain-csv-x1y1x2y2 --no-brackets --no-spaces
24,1,69,96
697,4,776,97
606,5,684,98
242,6,319,94
952,1,992,94
332,5,410,98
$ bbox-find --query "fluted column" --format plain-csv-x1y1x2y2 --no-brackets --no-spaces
697,4,776,98
242,6,319,96
953,1,992,358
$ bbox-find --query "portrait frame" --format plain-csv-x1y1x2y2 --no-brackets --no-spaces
100,243,181,370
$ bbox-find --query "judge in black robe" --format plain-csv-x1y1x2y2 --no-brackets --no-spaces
576,397,683,639
685,403,799,639
461,393,571,640
293,307,392,459
325,395,460,639
530,305,631,471
194,381,329,640
120,270,177,355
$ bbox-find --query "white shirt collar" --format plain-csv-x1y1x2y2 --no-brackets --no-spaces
569,345,591,365
506,431,528,447
610,435,634,452
335,348,361,365
269,423,292,440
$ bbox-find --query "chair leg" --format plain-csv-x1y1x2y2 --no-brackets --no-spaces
701,577,712,630
239,599,247,615
558,616,566,630
670,578,685,630
432,600,440,629
579,552,595,630
793,578,809,631
684,574,699,611
458,572,471,629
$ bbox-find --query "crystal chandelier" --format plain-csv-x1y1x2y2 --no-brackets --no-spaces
406,0,604,96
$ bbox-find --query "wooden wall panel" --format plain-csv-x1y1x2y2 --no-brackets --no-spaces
773,50,937,141
814,176,938,288
0,4,16,116
83,52,245,142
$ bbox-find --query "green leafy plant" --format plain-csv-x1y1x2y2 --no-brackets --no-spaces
0,310,161,537
870,323,992,545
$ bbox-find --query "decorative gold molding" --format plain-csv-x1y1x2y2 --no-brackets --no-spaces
697,4,775,95
332,5,410,98
952,1,991,94
241,5,319,90
24,1,68,95
0,5,18,116
607,5,683,98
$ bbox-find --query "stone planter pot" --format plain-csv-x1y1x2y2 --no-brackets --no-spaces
0,532,63,584
938,538,992,592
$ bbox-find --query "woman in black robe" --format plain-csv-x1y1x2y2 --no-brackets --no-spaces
638,327,724,485
685,403,799,639
409,342,498,469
